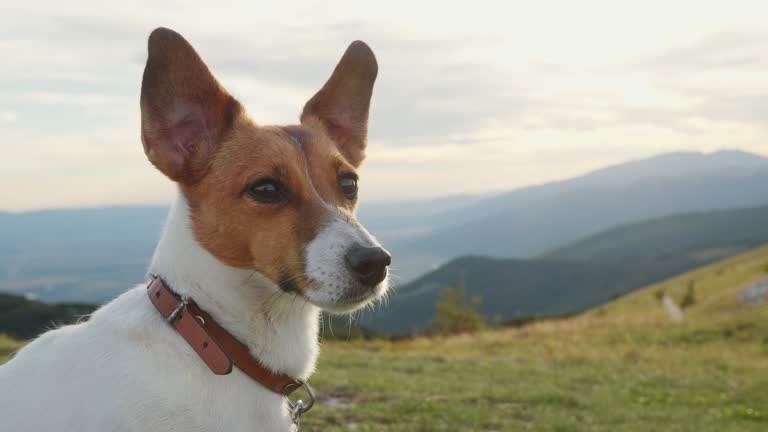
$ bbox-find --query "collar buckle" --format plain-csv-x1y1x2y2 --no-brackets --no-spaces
166,296,189,323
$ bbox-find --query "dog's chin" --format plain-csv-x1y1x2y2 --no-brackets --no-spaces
303,281,388,314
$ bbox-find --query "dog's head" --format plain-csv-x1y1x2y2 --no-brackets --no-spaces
140,28,389,313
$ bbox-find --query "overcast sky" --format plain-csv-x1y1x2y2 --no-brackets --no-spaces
2,1,768,211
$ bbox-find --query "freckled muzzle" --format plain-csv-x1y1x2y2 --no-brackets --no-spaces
302,217,391,311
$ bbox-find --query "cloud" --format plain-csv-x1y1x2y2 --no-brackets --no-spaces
6,7,764,144
639,30,768,71
0,11,523,144
1,2,768,210
0,110,17,123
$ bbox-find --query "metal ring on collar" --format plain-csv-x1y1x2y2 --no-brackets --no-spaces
286,379,315,416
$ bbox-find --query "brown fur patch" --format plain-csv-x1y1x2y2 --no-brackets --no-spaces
181,118,358,292
139,29,376,292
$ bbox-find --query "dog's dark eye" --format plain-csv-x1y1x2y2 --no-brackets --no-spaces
246,178,286,204
339,173,358,200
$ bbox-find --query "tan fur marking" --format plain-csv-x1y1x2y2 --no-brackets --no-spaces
181,119,357,293
140,31,376,294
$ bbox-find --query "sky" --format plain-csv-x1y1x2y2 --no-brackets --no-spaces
2,1,768,211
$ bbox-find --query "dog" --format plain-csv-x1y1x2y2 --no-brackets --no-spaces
0,27,390,432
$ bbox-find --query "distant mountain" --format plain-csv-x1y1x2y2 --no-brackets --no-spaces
356,193,492,245
1,150,767,303
0,207,166,302
560,150,768,188
545,205,768,260
362,205,768,334
389,150,768,279
3,204,767,337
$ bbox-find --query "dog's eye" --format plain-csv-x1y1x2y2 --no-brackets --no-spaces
247,178,286,204
339,173,358,200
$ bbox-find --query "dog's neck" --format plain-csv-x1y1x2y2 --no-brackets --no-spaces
147,192,320,380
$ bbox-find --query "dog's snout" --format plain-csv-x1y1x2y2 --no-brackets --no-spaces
345,246,391,287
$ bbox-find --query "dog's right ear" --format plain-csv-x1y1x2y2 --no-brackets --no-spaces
140,27,241,184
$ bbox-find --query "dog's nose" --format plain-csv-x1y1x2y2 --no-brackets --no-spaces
345,246,391,287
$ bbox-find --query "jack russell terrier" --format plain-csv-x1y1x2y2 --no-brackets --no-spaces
0,27,390,432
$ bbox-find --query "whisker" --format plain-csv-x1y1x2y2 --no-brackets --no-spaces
319,312,325,340
328,312,336,338
281,272,308,284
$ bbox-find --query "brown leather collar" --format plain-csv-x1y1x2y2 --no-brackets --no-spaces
147,276,303,395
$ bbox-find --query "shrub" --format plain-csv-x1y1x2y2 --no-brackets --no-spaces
680,283,696,309
431,284,485,335
502,315,540,327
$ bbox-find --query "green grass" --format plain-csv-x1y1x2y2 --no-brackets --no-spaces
303,245,768,431
0,334,23,364
3,246,768,431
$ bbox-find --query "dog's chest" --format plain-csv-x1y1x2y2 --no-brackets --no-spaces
0,287,294,432
128,367,292,432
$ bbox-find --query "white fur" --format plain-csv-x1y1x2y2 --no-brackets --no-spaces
304,217,388,312
0,194,332,431
292,128,389,311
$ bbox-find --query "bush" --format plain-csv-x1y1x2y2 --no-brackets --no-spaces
502,315,540,327
680,282,696,309
431,284,485,335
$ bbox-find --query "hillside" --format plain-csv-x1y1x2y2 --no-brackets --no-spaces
364,205,768,334
3,247,767,431
545,205,768,260
307,245,768,431
0,293,96,340
580,242,768,321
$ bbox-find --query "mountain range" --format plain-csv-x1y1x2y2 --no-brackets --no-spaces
4,203,767,339
360,204,768,334
0,150,767,312
384,150,768,279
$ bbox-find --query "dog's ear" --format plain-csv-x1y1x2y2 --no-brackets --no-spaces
302,41,378,167
140,27,241,184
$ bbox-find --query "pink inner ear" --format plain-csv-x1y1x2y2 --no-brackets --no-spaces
143,101,212,179
174,114,209,154
326,109,358,146
166,100,212,157
327,121,349,145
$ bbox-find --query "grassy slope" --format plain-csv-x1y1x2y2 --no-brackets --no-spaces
1,247,766,431
306,245,768,431
0,334,23,364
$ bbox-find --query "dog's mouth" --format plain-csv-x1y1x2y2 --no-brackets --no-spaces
277,272,303,294
317,286,386,314
278,272,388,313
334,281,387,310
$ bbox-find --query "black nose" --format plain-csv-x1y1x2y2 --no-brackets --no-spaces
345,246,391,287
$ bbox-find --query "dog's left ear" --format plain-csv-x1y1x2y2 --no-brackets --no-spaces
302,41,378,167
